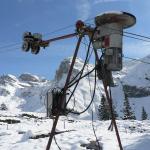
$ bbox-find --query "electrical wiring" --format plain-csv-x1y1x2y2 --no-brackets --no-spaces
1,22,150,54
65,89,76,114
5,13,150,150
123,34,150,43
65,51,90,108
52,118,62,150
43,15,95,37
67,35,94,85
46,34,83,150
86,62,101,150
65,28,97,108
0,42,21,49
67,37,95,87
123,56,150,65
67,67,95,89
67,38,95,88
54,135,61,150
124,31,150,40
100,25,150,42
70,62,97,115
67,44,94,87
1,15,150,54
43,25,74,37
91,111,101,150
0,48,20,53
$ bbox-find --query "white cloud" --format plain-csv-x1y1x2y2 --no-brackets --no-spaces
94,0,128,4
76,0,91,21
76,0,131,20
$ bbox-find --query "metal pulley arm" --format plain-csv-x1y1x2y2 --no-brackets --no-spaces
42,33,78,45
21,20,94,55
46,34,83,150
22,32,78,55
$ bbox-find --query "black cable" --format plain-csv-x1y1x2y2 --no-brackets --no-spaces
2,22,150,53
123,56,150,65
100,25,150,42
91,111,101,150
67,36,94,86
68,67,95,89
125,31,150,40
0,42,21,49
2,18,150,52
68,34,95,88
54,136,61,150
65,51,89,107
67,48,94,87
65,89,76,113
51,117,61,150
65,28,97,108
70,61,97,115
87,62,101,150
108,87,114,131
43,25,74,37
0,48,20,53
123,34,150,43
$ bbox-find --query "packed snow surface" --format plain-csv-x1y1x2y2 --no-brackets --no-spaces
1,55,150,149
0,113,150,150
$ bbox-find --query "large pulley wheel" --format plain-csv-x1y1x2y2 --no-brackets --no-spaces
31,44,40,54
22,41,30,52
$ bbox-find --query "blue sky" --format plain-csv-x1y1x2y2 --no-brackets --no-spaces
0,0,150,79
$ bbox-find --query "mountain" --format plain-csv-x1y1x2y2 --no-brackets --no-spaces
0,73,52,113
0,56,150,120
112,55,150,120
1,56,150,150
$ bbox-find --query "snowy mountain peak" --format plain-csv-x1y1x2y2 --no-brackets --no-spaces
0,56,150,120
19,73,41,82
0,74,18,85
1,56,150,149
55,57,85,82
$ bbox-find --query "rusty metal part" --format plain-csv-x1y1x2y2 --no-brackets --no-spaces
93,48,123,150
46,35,83,150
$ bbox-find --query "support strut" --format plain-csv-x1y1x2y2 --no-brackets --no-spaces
46,35,83,150
93,49,123,150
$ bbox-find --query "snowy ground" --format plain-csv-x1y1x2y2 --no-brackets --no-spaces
1,57,150,149
0,111,150,150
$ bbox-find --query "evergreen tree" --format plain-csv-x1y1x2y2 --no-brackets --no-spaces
112,104,118,119
0,103,8,110
123,93,136,120
98,94,118,121
141,106,148,120
98,95,110,120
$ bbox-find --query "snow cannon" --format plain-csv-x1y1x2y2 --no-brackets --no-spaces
93,11,136,71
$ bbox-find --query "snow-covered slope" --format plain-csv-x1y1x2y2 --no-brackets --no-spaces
0,116,150,150
1,56,150,150
1,55,150,119
112,55,150,120
0,73,52,113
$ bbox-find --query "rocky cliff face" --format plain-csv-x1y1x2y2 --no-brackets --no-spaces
55,57,83,83
0,73,51,113
1,55,150,120
123,85,150,98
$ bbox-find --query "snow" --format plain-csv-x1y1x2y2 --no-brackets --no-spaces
0,114,150,150
0,55,150,149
